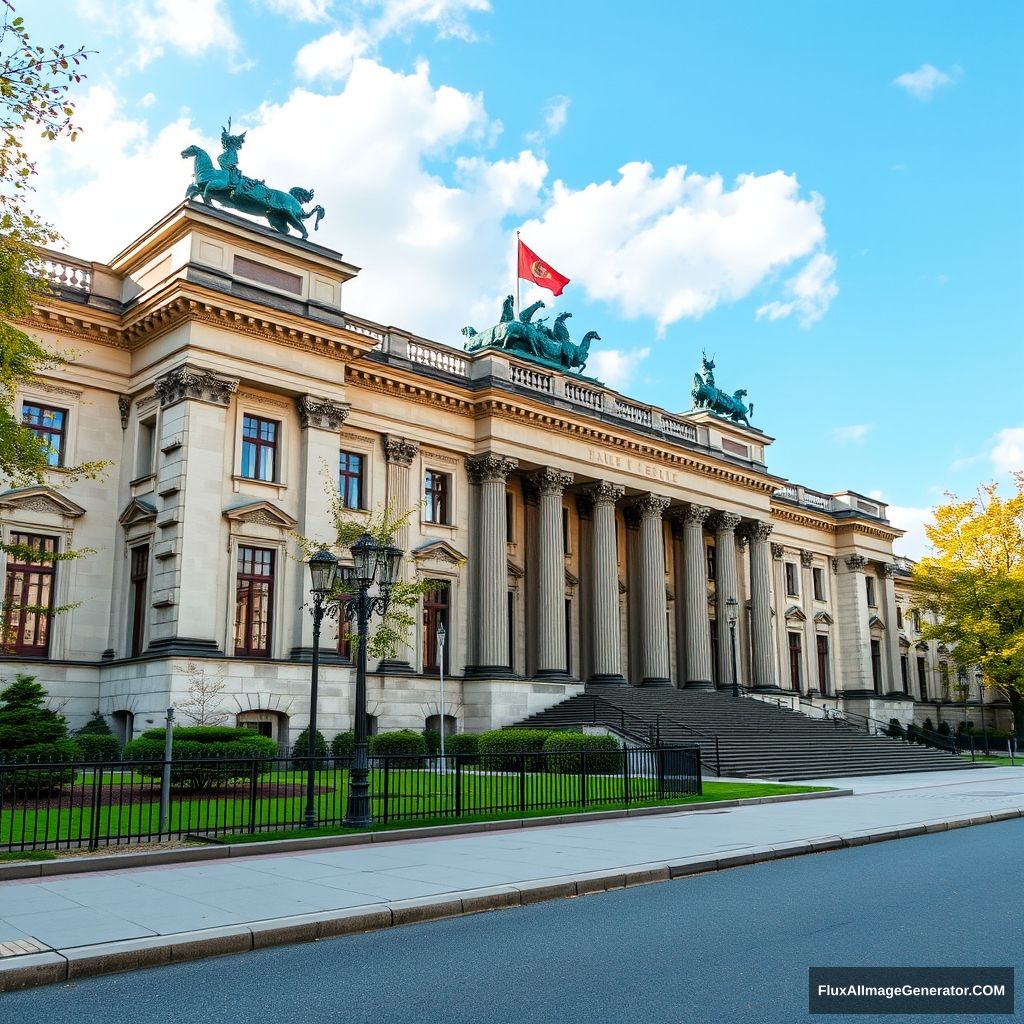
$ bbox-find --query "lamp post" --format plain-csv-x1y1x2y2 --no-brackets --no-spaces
726,596,739,699
958,668,969,743
437,620,447,765
341,532,403,828
976,669,987,754
305,547,339,829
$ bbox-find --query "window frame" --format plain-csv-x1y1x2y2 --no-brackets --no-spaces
338,450,365,511
422,580,450,672
865,576,877,608
240,414,280,483
21,403,68,469
2,533,58,657
129,544,150,658
233,545,276,658
812,566,825,601
424,470,450,525
784,561,799,598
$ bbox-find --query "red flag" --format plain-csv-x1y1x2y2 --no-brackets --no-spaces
517,239,570,297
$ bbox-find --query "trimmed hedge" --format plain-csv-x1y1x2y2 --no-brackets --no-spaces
477,729,550,772
74,734,120,761
331,731,354,760
422,729,440,756
444,732,479,759
541,731,623,774
369,730,427,761
0,740,80,795
291,728,328,768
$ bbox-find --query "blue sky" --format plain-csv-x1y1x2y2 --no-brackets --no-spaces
28,0,1024,556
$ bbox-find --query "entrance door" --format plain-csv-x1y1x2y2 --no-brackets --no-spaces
788,632,802,692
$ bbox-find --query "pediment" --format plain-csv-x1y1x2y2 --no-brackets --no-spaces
223,500,297,529
0,485,86,518
507,559,524,579
916,641,929,652
784,605,806,622
565,569,579,587
666,585,674,603
118,497,158,526
412,539,466,565
618,576,627,595
899,632,910,648
868,614,885,630
813,610,834,625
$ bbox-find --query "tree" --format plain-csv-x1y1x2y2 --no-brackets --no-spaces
912,477,1024,738
0,672,68,751
175,661,230,725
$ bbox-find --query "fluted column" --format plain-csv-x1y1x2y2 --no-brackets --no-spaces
531,468,574,678
881,562,903,694
713,512,742,690
465,452,518,676
800,551,818,692
379,435,418,672
837,555,873,693
743,521,778,690
633,493,672,686
681,504,713,689
585,481,625,685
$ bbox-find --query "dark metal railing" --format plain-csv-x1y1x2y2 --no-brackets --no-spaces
0,746,701,853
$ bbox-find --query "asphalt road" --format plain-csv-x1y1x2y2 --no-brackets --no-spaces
6,819,1022,1024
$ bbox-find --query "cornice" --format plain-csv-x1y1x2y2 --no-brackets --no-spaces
770,503,837,534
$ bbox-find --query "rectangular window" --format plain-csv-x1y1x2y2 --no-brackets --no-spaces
338,451,364,510
816,635,830,695
865,576,876,608
136,417,157,478
871,639,883,691
336,596,352,661
940,662,950,699
21,404,67,468
706,544,717,582
234,546,275,657
788,631,802,690
917,656,928,701
129,544,149,658
913,610,921,632
812,567,825,601
3,534,58,657
422,581,450,671
785,562,799,597
896,606,903,629
424,470,449,524
241,415,278,482
900,654,909,692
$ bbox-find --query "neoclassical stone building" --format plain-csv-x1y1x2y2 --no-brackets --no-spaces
2,202,1005,747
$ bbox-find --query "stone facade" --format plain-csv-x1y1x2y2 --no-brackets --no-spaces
3,201,1009,748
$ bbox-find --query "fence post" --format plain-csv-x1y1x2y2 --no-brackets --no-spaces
519,752,527,814
454,755,462,817
622,744,631,807
247,759,258,835
381,755,390,825
158,707,175,838
88,763,103,852
580,749,588,808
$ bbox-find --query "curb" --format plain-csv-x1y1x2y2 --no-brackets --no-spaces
1,806,1021,993
0,788,850,882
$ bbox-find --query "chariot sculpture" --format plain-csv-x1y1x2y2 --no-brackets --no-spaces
181,120,325,240
691,352,754,426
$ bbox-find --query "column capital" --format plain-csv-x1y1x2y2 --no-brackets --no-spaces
712,511,743,533
465,452,518,484
739,520,773,543
880,561,899,579
383,434,419,466
669,503,712,527
297,395,350,430
529,467,574,496
770,542,785,560
155,365,239,408
845,554,869,573
631,492,671,519
800,550,814,569
584,481,624,507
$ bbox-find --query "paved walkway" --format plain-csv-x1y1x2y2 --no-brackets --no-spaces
3,766,1024,991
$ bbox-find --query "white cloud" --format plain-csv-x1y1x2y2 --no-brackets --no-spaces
991,427,1024,474
889,505,933,561
833,424,871,443
525,95,570,146
138,92,157,108
589,347,650,390
519,164,834,334
262,0,334,21
892,63,962,100
296,0,491,81
756,251,838,327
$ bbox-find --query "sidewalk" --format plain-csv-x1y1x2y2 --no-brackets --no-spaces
2,766,1023,992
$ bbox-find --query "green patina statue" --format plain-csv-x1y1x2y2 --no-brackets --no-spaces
691,351,754,426
462,296,599,374
181,120,325,240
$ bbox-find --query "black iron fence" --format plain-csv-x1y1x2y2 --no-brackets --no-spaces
0,745,701,853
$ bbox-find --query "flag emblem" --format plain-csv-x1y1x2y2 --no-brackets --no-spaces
518,239,569,296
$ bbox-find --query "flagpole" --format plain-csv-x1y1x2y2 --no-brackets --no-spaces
515,230,521,318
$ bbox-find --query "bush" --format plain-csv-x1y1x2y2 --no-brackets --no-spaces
422,729,440,756
331,731,354,762
923,717,935,733
444,733,479,760
0,674,69,752
937,721,952,736
291,728,328,768
885,718,905,739
139,725,248,744
0,740,80,796
369,730,427,765
77,711,113,736
73,733,120,761
542,732,623,774
477,729,550,772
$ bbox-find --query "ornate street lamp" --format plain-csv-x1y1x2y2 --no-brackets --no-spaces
727,596,739,699
304,546,338,829
339,532,403,827
437,620,447,765
976,669,987,755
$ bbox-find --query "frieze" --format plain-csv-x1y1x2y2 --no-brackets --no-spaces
155,366,239,408
465,452,518,484
240,390,291,411
383,435,419,467
296,395,349,430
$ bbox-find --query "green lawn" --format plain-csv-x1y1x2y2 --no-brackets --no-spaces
972,755,1020,766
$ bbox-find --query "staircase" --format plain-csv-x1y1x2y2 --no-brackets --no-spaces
512,686,981,781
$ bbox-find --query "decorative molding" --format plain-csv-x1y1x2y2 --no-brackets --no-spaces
845,554,869,573
223,500,298,530
565,568,579,587
0,485,86,518
117,497,158,526
238,390,290,411
868,613,885,631
770,543,785,560
631,492,671,518
813,610,834,625
383,435,419,467
683,504,712,527
784,605,806,621
155,365,239,408
296,394,349,430
800,550,814,568
583,481,624,506
880,561,899,579
831,556,839,574
712,511,743,533
529,467,574,496
465,452,518,484
412,539,467,565
506,559,525,579
117,395,131,430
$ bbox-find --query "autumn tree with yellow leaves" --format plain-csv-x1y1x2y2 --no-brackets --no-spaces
912,475,1024,737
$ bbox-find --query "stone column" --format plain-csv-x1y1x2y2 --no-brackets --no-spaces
530,468,574,678
744,521,778,690
465,452,518,676
771,542,790,687
632,493,671,686
836,555,873,693
671,521,687,687
585,481,625,685
681,504,713,689
800,551,818,692
713,512,742,690
575,495,594,683
379,435,418,672
881,562,903,694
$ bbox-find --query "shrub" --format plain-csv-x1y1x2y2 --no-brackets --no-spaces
0,740,80,796
73,733,120,761
444,733,479,760
0,674,69,752
77,711,113,736
369,730,427,764
542,732,623,774
885,718,905,739
291,728,328,768
923,717,935,733
937,721,952,737
477,729,550,772
422,729,440,756
331,731,354,762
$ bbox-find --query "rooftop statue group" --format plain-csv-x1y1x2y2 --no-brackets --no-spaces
462,296,599,374
181,121,325,240
691,352,754,426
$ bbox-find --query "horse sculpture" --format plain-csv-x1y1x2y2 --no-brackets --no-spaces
181,128,325,240
690,352,754,426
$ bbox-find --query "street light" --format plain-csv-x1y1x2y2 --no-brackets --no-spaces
305,546,339,829
340,532,403,827
437,620,447,766
726,596,739,699
957,668,969,742
976,668,987,754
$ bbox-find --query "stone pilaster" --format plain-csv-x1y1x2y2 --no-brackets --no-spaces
530,468,574,678
800,550,818,692
880,562,903,695
837,555,873,693
743,521,778,690
771,542,790,688
585,481,625,685
632,493,671,686
713,512,742,690
680,504,713,689
465,452,518,676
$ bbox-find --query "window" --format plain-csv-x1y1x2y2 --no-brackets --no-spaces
336,595,352,660
424,470,449,524
785,562,799,597
865,576,876,608
900,654,909,693
129,545,149,657
896,606,903,629
241,415,278,482
423,581,449,671
506,492,514,543
706,544,717,582
913,609,921,633
241,720,273,737
338,451,364,510
564,598,572,676
21,404,67,468
871,639,883,691
136,417,156,478
2,533,57,656
816,635,830,695
917,656,928,701
507,591,515,672
788,632,802,690
812,567,825,601
562,507,570,555
234,546,275,657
